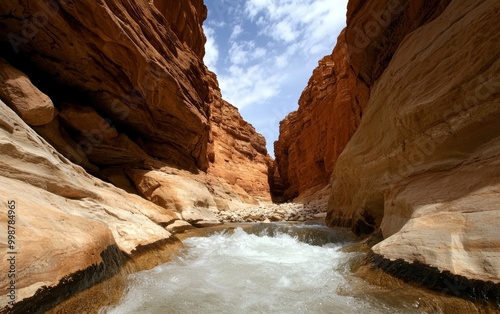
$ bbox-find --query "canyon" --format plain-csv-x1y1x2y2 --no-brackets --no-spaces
0,0,499,312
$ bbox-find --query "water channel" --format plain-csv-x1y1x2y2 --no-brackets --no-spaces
100,223,490,314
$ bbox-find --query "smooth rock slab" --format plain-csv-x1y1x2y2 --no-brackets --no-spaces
166,220,195,234
0,101,177,307
192,220,223,228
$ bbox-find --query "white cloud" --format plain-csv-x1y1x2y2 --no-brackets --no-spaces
274,20,298,42
228,41,267,65
203,26,219,71
208,20,226,28
274,54,288,68
245,0,273,18
244,0,348,50
254,47,267,58
230,25,243,40
205,0,348,113
229,42,249,65
218,64,284,109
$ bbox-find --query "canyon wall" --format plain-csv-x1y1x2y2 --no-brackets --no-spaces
330,0,500,285
152,0,207,59
0,0,211,171
276,0,500,290
272,0,451,201
206,70,273,204
0,0,271,311
272,32,358,201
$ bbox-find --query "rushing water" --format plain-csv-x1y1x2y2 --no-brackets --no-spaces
102,224,432,314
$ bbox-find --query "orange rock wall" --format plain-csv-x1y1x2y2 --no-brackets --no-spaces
153,0,207,59
0,0,210,171
0,0,271,202
207,70,272,202
273,34,359,200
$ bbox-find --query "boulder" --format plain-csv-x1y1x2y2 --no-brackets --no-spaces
0,58,54,126
127,169,219,223
166,220,195,234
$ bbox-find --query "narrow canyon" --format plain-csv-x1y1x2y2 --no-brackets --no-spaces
0,0,498,313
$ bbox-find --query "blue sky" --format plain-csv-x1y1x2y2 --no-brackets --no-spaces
203,0,349,156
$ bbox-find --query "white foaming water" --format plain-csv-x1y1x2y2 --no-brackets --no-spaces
103,225,425,314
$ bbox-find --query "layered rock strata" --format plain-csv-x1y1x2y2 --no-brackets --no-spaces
206,70,273,202
152,0,207,59
0,0,210,171
273,34,355,200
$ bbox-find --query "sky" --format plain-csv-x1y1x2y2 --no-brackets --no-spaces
203,0,349,156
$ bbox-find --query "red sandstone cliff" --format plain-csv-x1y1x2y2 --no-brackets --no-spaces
0,1,271,311
153,0,207,59
0,0,211,171
273,32,359,201
207,70,273,203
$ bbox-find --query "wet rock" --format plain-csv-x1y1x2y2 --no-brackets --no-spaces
193,220,223,228
166,220,195,234
314,213,327,219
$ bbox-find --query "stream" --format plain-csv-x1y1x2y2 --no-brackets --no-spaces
100,223,440,314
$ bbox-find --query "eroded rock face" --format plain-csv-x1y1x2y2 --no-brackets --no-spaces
272,0,452,201
0,0,271,208
274,0,499,286
273,33,358,200
0,0,210,171
0,58,54,126
328,0,500,283
119,70,275,224
152,0,207,59
206,70,273,202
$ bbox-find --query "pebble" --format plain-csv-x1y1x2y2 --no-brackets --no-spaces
214,203,327,223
